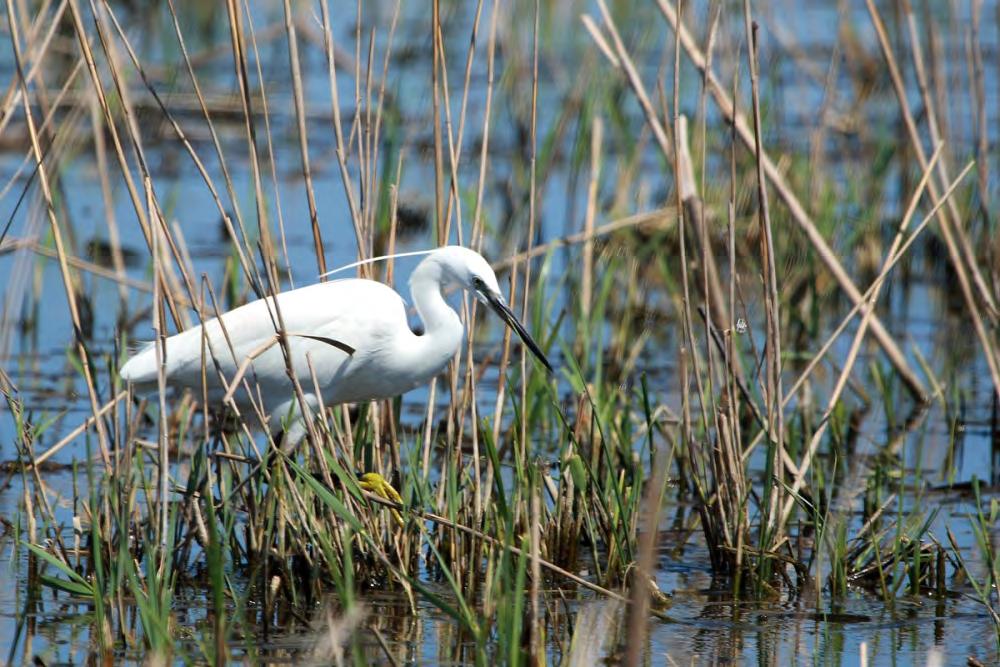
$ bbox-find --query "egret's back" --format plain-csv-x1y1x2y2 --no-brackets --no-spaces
120,279,410,410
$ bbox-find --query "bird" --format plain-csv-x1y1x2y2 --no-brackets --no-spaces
119,245,552,446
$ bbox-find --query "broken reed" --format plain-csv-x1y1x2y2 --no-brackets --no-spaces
4,0,1000,662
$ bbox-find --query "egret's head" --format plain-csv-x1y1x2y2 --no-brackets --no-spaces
434,246,553,373
440,246,503,298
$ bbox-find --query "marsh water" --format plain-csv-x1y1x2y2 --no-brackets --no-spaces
2,1,1000,664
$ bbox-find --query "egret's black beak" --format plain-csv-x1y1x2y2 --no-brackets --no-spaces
482,290,553,373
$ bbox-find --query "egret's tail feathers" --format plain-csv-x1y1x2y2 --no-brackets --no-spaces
126,340,155,356
119,342,160,385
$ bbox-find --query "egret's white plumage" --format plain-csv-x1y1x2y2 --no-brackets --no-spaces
120,246,551,439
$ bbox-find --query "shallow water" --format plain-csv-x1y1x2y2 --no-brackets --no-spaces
2,0,1000,664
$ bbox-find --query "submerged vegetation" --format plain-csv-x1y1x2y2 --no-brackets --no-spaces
1,0,999,664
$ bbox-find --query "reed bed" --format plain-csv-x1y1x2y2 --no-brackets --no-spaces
2,0,999,664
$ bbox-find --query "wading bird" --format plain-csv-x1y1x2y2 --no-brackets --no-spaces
120,246,552,444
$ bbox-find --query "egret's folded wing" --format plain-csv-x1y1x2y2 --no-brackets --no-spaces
120,279,404,394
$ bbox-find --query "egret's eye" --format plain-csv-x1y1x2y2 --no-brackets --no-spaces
472,276,485,289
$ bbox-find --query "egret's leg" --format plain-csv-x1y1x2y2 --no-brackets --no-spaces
219,396,319,502
269,394,320,453
259,400,309,476
279,418,309,450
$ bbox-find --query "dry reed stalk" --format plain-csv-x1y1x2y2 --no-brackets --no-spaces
488,260,517,465
662,0,697,532
386,157,404,480
739,161,976,464
440,0,485,244
518,0,542,464
18,41,72,250
282,0,325,277
623,447,668,667
433,0,487,509
487,3,525,489
744,6,785,547
241,6,295,285
8,1,113,469
225,0,281,291
580,15,617,68
867,2,995,310
0,238,171,296
0,55,85,217
13,404,66,553
969,0,988,216
103,0,262,305
148,176,171,551
472,0,499,248
361,28,376,253
431,21,460,244
87,87,128,306
780,146,946,524
0,0,66,139
386,176,401,286
923,8,951,156
589,2,735,346
29,390,128,467
529,471,543,665
864,0,1000,401
581,116,602,322
455,321,481,526
163,0,264,294
420,378,436,478
677,115,730,414
431,0,444,242
427,18,463,478
904,0,994,295
492,207,676,273
666,0,713,444
807,36,841,207
319,1,365,260
695,3,725,419
592,0,671,156
471,0,500,522
726,65,742,542
92,1,200,313
654,0,928,400
903,2,948,183
370,5,401,240
67,0,189,328
727,59,750,576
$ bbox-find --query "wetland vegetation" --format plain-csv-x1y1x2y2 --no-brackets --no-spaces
1,0,999,664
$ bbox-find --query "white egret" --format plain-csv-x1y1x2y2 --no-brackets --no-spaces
120,246,552,443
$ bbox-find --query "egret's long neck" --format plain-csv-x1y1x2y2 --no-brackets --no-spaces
401,258,464,383
410,260,459,335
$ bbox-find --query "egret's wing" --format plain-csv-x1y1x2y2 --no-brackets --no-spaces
120,280,405,393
